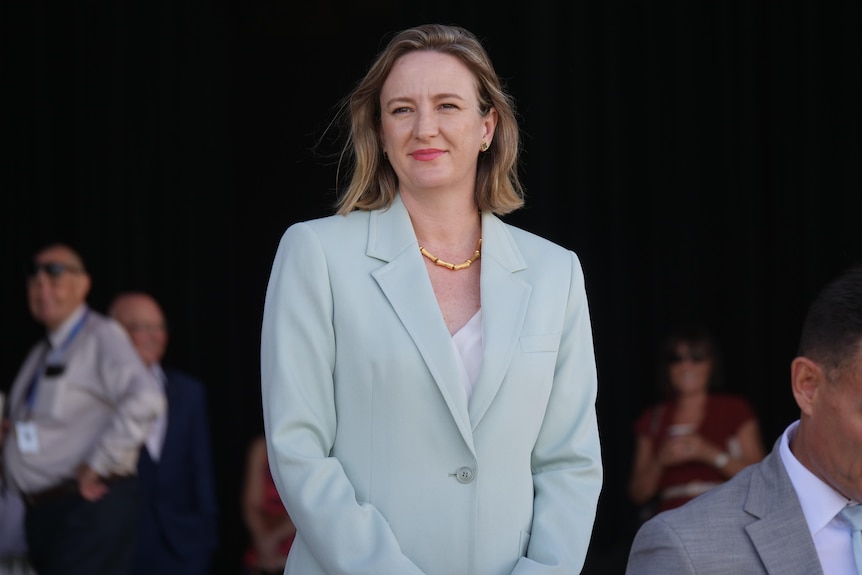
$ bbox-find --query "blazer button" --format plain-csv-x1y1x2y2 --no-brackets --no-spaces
455,467,475,484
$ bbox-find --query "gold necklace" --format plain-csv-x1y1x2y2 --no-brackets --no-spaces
419,238,482,271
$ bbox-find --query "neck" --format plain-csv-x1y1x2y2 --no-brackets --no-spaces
674,390,707,408
401,193,480,247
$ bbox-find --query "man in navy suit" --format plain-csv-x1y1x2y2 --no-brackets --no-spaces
109,292,218,575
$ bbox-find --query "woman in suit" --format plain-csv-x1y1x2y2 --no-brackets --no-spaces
260,23,602,575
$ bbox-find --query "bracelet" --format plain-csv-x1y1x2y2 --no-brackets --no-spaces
714,452,730,469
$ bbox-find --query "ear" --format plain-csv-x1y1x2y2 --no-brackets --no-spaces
791,356,824,415
482,107,498,143
76,272,92,301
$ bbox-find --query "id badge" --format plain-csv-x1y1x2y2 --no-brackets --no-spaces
15,421,40,454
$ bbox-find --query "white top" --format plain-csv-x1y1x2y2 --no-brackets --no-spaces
452,309,483,401
780,420,858,574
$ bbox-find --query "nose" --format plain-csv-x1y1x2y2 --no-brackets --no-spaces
414,108,439,139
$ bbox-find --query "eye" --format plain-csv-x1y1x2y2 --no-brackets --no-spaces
391,106,412,115
439,103,459,110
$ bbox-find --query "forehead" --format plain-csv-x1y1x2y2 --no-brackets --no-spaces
383,51,478,98
119,296,163,319
35,246,80,265
675,340,708,351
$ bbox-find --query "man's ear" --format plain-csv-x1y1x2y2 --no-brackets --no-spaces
791,356,824,415
75,272,92,301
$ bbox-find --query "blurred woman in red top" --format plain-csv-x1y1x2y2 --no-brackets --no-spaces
241,435,295,575
628,325,766,517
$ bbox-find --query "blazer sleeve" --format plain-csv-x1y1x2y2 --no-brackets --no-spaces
625,515,697,575
89,319,167,476
511,251,603,574
260,222,426,575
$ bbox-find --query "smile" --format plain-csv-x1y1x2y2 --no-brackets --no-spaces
411,149,446,161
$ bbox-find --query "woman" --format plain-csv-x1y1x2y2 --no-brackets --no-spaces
260,24,602,575
241,435,295,575
627,325,765,516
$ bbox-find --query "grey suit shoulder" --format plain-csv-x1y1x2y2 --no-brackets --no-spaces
626,442,823,575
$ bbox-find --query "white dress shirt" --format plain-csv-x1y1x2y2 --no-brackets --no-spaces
145,364,169,461
780,420,858,574
3,306,165,493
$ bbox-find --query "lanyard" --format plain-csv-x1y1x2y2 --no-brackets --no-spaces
24,309,90,410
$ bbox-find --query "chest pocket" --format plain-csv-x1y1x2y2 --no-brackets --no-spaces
519,333,560,353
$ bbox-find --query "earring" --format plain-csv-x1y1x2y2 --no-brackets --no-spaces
480,141,489,152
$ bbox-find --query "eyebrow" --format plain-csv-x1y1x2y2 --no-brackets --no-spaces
383,93,467,108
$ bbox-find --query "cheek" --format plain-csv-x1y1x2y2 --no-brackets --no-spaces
380,119,409,141
840,415,862,460
823,404,862,467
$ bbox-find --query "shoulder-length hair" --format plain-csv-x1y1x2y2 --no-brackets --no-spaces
657,324,725,398
334,23,524,216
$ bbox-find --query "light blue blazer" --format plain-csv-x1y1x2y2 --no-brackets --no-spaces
260,194,602,575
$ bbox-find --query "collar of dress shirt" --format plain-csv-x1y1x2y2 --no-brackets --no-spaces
780,420,852,536
47,304,87,350
150,363,167,388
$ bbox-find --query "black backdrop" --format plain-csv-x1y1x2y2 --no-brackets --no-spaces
3,2,860,573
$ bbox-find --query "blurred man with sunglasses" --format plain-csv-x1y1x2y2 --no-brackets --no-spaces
1,243,165,575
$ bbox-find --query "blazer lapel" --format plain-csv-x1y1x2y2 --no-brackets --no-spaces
158,374,176,467
745,446,824,575
468,212,530,428
369,196,475,452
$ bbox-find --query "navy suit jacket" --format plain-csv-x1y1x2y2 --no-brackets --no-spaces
132,367,218,575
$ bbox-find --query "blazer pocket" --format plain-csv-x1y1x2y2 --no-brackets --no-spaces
519,333,561,354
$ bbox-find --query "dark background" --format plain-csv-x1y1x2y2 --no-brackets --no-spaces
3,1,860,573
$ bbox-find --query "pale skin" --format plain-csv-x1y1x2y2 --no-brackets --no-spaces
242,435,296,571
108,292,169,368
790,342,862,503
628,342,766,505
379,50,497,334
22,245,107,501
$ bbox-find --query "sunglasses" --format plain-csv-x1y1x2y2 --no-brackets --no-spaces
29,262,83,279
668,352,709,364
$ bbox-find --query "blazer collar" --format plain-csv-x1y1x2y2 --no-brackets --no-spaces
365,194,528,271
368,195,531,449
744,443,824,574
469,210,530,427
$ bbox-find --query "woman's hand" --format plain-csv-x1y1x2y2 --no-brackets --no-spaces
657,433,718,466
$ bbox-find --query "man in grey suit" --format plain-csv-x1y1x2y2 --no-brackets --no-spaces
626,263,862,575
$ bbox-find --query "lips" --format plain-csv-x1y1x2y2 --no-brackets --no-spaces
411,149,445,161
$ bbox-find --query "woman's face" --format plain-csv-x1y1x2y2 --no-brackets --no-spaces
378,50,496,201
668,342,713,396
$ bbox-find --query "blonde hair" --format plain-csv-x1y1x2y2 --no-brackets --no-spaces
334,24,524,216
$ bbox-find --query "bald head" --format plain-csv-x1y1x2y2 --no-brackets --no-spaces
109,292,168,367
